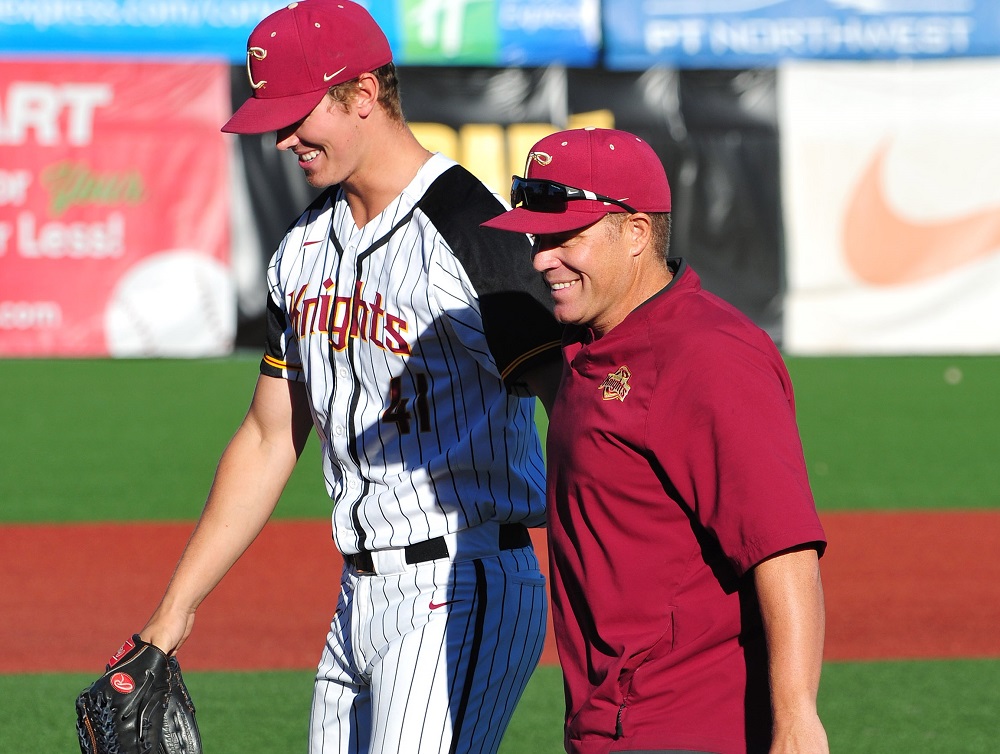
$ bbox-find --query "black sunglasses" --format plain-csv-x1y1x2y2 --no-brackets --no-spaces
510,176,638,215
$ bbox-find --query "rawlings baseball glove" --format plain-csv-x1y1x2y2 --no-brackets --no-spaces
75,634,202,754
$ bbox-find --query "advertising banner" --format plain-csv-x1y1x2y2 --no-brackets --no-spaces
0,1,283,61
604,0,1000,69
780,58,1000,354
0,60,233,357
0,0,600,67
370,0,600,66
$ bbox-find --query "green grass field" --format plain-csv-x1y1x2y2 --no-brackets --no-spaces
1,354,998,752
4,662,1000,753
2,354,997,522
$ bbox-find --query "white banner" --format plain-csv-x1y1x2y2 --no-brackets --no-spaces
779,58,1000,354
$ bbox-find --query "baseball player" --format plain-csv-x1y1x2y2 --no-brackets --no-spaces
137,3,562,753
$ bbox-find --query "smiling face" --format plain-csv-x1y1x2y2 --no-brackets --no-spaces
532,215,641,337
274,91,363,189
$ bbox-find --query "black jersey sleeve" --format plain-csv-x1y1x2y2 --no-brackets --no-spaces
419,165,562,384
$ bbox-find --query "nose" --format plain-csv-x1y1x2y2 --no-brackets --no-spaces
275,124,298,151
532,243,557,273
531,234,563,268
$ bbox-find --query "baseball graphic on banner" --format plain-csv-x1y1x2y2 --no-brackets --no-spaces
104,249,236,357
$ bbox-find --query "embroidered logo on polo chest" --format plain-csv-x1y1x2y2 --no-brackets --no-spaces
600,366,631,402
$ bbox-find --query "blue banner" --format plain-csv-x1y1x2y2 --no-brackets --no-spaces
0,0,599,66
496,0,601,66
5,1,994,69
370,0,599,67
604,0,1000,69
0,1,285,60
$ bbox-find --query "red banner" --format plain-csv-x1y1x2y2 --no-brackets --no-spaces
0,60,232,357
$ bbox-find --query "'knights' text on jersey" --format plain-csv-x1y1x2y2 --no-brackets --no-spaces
260,154,561,555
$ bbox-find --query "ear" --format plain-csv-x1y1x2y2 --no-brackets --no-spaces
626,213,653,258
353,72,379,117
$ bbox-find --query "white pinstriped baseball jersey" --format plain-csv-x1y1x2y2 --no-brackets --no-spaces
261,153,561,554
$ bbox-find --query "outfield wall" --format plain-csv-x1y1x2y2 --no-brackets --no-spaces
1,1,999,357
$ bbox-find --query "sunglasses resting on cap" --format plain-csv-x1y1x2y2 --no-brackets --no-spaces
510,176,638,215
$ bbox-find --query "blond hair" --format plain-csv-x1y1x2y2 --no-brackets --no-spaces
327,62,404,123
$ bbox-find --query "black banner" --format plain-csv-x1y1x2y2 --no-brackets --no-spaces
231,66,783,345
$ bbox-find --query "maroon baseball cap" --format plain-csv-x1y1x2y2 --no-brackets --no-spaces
482,128,671,235
222,0,393,135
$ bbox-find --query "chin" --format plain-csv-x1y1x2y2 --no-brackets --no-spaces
304,172,334,189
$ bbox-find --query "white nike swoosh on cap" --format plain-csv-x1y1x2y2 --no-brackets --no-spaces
323,66,347,82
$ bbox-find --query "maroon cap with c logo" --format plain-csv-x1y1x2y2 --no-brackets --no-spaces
222,0,392,135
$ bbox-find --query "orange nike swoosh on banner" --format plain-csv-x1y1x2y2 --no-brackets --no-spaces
843,145,1000,286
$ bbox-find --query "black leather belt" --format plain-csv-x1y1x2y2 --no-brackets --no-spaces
345,523,531,575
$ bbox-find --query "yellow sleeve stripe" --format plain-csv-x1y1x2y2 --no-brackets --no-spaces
501,340,562,381
262,353,303,373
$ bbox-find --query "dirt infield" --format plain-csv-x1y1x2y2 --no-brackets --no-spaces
2,511,999,673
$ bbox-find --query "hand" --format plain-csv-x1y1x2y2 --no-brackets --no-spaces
139,607,196,656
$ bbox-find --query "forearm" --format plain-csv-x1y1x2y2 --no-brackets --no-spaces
142,376,310,652
153,424,298,611
521,357,563,417
754,546,829,753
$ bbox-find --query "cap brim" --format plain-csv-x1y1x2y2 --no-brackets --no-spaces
221,88,328,135
481,207,613,235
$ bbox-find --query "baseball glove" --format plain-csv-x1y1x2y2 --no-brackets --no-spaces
75,634,202,754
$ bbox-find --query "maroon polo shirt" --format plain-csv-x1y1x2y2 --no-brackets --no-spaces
546,260,827,754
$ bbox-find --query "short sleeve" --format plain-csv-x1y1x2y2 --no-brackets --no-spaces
259,269,305,382
648,333,826,575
